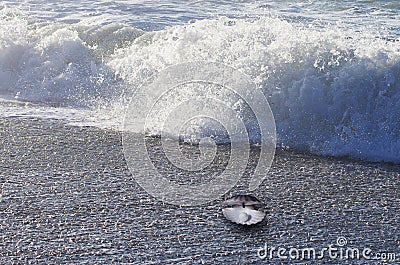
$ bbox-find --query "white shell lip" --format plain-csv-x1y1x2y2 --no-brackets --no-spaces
221,195,265,225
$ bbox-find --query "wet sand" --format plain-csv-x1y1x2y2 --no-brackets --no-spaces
0,117,399,264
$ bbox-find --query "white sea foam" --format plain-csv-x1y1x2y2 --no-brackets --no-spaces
0,6,399,162
0,7,142,106
109,17,400,162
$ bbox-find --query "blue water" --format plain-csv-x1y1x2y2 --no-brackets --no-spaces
2,1,399,34
0,1,399,162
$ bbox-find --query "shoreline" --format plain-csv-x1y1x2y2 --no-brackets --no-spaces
1,116,399,264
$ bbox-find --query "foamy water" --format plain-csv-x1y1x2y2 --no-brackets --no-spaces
0,1,399,162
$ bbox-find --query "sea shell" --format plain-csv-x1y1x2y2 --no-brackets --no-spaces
222,195,265,225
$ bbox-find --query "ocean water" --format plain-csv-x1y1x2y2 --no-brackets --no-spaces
0,1,399,162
